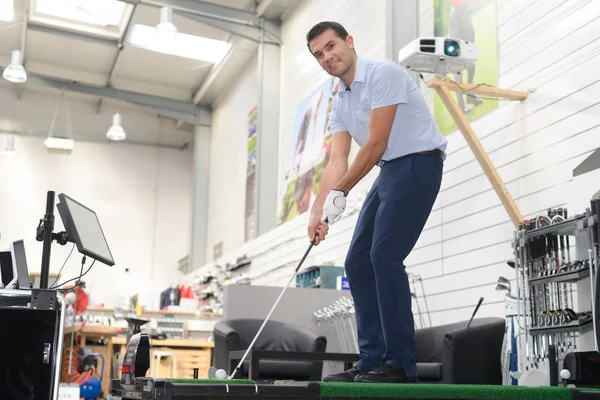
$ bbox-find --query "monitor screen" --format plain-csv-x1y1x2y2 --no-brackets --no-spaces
11,240,30,290
57,194,115,266
0,251,17,289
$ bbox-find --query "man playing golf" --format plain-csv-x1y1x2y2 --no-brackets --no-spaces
306,21,447,383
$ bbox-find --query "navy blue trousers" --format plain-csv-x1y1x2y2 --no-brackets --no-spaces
345,152,443,377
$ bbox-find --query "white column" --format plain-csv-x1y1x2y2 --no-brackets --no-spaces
190,122,210,270
254,33,281,237
386,0,420,84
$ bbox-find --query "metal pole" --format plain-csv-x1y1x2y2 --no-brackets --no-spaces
40,191,55,289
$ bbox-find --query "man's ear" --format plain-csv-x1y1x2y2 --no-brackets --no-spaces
346,34,355,49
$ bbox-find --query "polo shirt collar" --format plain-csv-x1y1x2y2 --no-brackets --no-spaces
340,56,366,93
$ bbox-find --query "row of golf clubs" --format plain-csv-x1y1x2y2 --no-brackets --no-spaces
313,297,359,354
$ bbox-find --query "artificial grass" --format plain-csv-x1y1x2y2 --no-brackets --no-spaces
319,382,572,400
169,378,254,384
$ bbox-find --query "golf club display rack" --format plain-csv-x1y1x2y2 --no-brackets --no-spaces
512,200,600,385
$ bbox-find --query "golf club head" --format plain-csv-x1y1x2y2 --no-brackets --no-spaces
495,283,510,292
496,276,512,292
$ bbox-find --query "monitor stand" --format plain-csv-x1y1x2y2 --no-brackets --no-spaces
124,316,150,343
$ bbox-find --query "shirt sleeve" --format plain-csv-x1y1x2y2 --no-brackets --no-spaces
327,95,348,134
370,61,410,109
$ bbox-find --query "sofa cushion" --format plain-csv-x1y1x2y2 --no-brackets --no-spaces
241,360,313,379
416,362,443,381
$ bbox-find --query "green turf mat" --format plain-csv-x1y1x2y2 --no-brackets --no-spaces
319,382,572,400
169,378,254,384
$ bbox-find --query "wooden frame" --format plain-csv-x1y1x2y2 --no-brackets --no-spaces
426,78,532,228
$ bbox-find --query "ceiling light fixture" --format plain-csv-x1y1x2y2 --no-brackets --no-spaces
3,49,27,83
156,6,177,40
44,137,75,151
2,135,17,158
0,0,14,22
107,113,126,141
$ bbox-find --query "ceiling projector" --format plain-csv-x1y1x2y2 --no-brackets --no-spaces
398,37,478,76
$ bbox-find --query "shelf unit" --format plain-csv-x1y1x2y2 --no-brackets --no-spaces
512,203,600,386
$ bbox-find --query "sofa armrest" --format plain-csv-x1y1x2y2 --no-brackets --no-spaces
441,320,504,384
293,327,327,353
213,324,243,371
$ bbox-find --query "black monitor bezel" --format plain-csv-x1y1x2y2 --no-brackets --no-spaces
57,193,115,267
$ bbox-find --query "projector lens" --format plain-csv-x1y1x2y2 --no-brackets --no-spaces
444,39,460,57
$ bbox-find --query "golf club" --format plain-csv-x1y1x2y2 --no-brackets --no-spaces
226,217,328,380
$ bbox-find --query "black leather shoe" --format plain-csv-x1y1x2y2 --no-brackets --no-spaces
354,364,419,383
323,366,364,382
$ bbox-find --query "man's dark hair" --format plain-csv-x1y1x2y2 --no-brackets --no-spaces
306,21,349,53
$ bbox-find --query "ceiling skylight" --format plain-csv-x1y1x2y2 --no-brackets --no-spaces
35,0,126,26
30,0,133,39
128,24,231,63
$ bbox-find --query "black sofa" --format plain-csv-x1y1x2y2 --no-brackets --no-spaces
415,317,505,384
213,319,328,380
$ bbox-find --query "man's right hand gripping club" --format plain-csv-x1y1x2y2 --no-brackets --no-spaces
308,189,347,245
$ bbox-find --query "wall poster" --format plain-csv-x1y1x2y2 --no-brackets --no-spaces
278,77,339,225
434,0,499,135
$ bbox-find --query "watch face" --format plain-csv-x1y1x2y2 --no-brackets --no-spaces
121,332,150,384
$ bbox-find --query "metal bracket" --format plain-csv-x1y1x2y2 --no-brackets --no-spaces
31,289,58,311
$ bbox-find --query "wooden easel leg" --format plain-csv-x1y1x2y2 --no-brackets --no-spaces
434,85,523,228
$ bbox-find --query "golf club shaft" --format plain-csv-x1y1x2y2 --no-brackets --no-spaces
228,219,326,379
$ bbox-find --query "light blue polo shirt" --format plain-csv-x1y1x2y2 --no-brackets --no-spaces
328,56,447,164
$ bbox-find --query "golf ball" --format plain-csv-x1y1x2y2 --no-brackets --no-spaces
215,369,228,379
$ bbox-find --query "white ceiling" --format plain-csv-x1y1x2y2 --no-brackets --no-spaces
0,0,297,146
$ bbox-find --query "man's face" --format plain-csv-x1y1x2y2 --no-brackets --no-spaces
309,29,355,78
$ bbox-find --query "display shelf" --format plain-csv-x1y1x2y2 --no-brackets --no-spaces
528,318,592,336
85,307,222,318
525,214,587,239
528,267,590,286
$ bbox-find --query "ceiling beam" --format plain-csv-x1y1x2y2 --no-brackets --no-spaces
120,0,257,24
0,67,206,125
27,22,118,47
256,0,273,17
183,13,280,44
0,128,184,149
97,3,139,114
120,0,281,44
193,39,237,105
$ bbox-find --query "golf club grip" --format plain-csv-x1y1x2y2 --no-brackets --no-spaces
467,297,484,328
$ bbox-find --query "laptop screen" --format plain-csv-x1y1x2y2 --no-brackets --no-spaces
0,251,16,289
